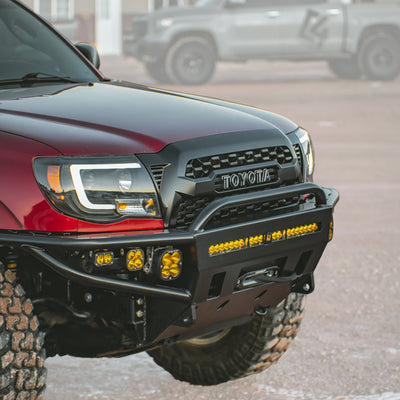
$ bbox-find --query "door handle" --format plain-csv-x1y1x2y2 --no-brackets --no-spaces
326,8,341,16
265,10,280,18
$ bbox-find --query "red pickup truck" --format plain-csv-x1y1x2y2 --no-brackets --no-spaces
0,0,338,398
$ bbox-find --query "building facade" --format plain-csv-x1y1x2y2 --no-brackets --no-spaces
20,0,190,54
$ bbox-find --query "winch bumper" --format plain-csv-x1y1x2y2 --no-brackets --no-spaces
0,183,338,343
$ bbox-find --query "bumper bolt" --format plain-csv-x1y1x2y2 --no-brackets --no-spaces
136,310,144,318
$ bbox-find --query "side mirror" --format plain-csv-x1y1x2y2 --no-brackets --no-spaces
75,43,101,69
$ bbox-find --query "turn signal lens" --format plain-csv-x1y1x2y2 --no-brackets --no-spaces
47,165,62,193
116,198,158,217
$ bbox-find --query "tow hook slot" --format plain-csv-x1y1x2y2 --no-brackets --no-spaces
236,267,280,290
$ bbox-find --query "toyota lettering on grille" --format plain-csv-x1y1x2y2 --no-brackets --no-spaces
221,168,272,190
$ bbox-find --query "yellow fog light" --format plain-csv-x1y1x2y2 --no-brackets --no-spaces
94,251,114,267
126,248,145,271
160,250,182,281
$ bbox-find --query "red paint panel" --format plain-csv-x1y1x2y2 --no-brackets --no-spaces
77,218,163,233
0,202,23,230
23,200,78,232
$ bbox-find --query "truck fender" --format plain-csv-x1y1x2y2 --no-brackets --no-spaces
0,201,23,230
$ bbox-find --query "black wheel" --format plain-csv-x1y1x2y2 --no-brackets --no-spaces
148,293,305,385
166,37,216,85
328,58,361,79
144,60,172,84
359,33,400,81
0,263,47,399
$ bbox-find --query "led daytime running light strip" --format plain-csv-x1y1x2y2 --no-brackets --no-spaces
70,163,141,210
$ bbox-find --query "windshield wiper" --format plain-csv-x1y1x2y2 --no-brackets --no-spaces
0,73,80,86
21,72,79,83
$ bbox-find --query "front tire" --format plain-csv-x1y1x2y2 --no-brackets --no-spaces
328,58,361,79
165,37,216,85
359,33,400,81
144,60,172,84
0,264,47,399
148,293,305,385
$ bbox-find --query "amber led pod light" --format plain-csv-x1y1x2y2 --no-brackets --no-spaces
94,251,114,267
159,250,182,281
126,249,145,271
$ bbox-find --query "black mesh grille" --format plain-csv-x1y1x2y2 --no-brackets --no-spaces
186,146,293,179
172,194,300,230
207,196,300,229
131,20,148,39
174,197,212,229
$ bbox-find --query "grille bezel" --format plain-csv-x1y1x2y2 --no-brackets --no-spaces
185,146,293,179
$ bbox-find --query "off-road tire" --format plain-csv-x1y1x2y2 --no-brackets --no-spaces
0,264,47,399
359,33,400,81
148,293,305,386
328,58,361,79
144,60,172,84
166,37,216,85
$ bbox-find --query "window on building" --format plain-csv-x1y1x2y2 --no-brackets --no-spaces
34,0,74,21
149,0,185,11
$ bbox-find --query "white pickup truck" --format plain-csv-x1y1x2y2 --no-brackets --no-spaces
124,0,400,84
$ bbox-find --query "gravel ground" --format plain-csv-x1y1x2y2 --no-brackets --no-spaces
44,58,400,400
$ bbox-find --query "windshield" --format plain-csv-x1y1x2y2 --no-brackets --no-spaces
0,0,100,84
195,0,225,7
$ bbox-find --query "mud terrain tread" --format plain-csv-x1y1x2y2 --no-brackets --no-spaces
148,293,305,385
0,263,46,400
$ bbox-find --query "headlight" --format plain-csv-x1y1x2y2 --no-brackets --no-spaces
295,128,314,179
33,156,161,223
156,18,174,29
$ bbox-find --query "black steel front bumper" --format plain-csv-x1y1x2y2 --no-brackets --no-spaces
0,183,338,342
123,35,169,61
